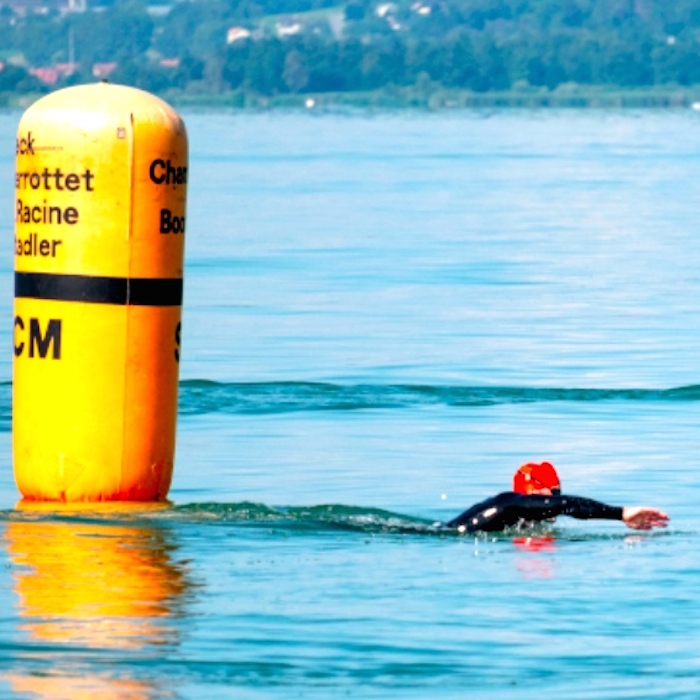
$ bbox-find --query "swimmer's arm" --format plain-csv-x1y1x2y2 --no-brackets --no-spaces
534,494,624,521
527,496,670,530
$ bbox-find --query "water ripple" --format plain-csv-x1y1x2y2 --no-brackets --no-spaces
1,382,697,434
177,380,700,416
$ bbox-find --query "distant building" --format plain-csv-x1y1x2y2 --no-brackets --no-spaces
412,3,431,15
92,62,117,79
30,67,59,84
31,62,78,84
11,0,85,15
11,0,51,16
276,20,302,37
375,3,397,18
227,26,251,44
55,62,79,76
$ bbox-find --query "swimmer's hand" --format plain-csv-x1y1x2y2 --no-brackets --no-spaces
622,507,670,530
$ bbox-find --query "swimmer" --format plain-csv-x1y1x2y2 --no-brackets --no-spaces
446,461,670,533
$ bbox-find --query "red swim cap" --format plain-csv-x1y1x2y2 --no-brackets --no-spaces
513,462,561,495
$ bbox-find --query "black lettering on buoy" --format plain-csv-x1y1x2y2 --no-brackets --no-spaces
16,199,79,225
149,159,188,186
160,208,185,234
30,318,61,359
14,317,62,359
15,168,95,192
174,321,181,362
14,316,24,357
16,132,35,156
15,233,63,257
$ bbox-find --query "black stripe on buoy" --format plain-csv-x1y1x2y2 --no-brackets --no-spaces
15,272,183,306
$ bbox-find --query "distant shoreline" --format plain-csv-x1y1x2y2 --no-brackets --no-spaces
6,85,700,111
139,86,700,111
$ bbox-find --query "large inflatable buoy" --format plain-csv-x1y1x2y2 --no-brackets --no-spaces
13,83,188,501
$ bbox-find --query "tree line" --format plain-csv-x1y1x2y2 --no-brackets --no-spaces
1,0,700,98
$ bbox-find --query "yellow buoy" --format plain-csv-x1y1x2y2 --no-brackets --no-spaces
13,83,188,501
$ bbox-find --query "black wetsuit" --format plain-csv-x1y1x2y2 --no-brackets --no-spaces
446,492,624,533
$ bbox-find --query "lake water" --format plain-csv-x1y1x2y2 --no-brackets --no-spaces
0,107,698,698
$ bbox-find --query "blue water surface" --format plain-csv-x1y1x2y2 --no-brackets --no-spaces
0,108,698,699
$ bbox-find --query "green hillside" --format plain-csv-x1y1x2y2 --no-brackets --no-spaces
2,0,700,105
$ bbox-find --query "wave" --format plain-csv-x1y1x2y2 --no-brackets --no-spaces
0,501,677,541
1,501,440,535
177,380,700,416
0,381,698,431
170,501,442,534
